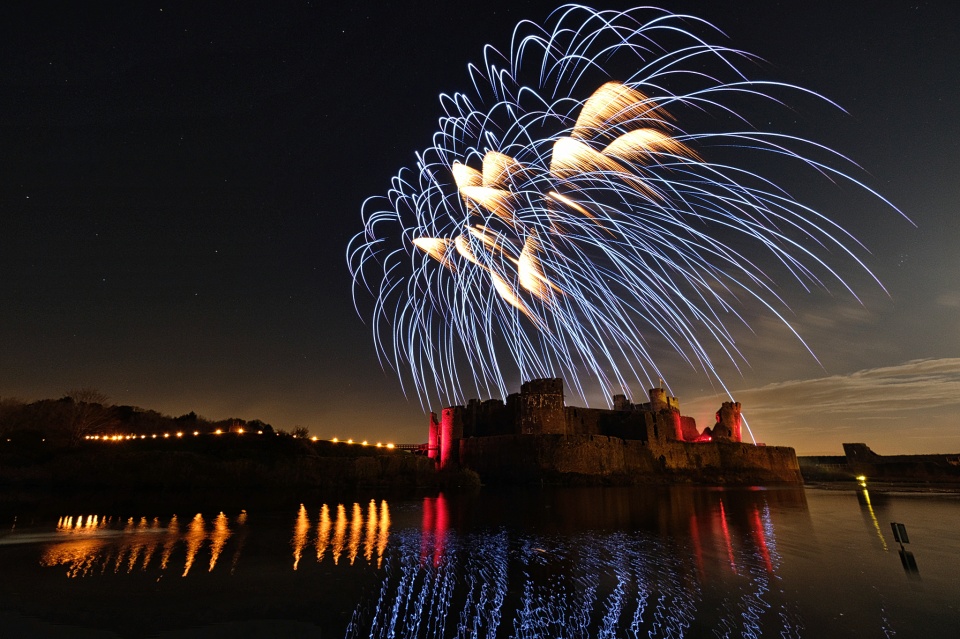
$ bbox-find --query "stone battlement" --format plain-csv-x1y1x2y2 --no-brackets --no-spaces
426,379,798,484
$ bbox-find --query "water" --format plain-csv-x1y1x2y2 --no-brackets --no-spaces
0,486,957,638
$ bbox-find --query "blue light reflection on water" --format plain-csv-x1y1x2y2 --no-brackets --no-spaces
1,486,958,637
346,491,805,638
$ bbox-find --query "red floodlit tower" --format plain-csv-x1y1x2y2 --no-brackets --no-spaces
427,412,439,461
439,408,454,469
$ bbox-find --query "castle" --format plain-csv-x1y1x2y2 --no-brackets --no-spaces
427,379,801,484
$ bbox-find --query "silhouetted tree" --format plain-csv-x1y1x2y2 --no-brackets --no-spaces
63,388,117,446
248,419,273,434
292,426,310,439
0,396,26,436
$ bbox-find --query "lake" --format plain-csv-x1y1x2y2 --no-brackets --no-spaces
0,485,957,638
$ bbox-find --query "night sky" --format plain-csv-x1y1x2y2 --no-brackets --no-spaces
2,1,958,455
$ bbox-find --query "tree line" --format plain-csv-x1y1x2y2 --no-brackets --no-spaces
0,388,309,448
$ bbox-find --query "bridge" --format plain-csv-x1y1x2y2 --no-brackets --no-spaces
392,443,426,453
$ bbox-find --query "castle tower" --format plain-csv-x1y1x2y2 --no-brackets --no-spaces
427,412,440,461
612,394,632,411
519,378,566,435
648,387,668,412
713,402,742,442
439,407,463,469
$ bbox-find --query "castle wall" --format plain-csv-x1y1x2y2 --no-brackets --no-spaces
459,434,802,485
463,398,514,438
842,443,960,481
520,378,565,435
432,378,797,484
679,416,700,442
612,394,632,411
564,406,604,436
562,406,657,440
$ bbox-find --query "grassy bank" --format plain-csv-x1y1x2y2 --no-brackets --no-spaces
0,435,457,492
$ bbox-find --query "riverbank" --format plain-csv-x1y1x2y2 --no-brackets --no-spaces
0,436,484,494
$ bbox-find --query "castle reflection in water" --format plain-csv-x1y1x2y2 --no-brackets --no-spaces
36,489,805,636
41,499,391,578
346,490,794,638
12,486,956,637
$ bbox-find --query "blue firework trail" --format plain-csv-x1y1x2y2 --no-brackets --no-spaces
348,5,904,413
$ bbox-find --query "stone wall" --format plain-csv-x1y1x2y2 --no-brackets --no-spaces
841,443,960,482
520,378,565,434
679,416,700,441
463,398,514,438
459,434,802,485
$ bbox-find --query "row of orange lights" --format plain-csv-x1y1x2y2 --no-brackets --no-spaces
85,429,266,441
83,433,395,449
329,437,395,449
87,433,190,440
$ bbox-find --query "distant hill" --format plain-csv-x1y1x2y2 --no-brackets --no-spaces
0,392,278,448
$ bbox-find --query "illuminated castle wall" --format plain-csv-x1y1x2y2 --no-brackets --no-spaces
428,379,800,484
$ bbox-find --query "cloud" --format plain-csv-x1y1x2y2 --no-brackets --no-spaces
684,358,960,454
935,292,960,308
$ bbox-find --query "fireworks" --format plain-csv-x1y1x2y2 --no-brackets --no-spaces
348,5,902,409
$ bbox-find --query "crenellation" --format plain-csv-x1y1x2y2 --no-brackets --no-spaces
426,378,793,483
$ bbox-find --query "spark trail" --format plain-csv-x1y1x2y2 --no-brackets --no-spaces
348,5,903,410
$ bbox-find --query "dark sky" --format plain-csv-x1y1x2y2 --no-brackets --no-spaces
2,1,958,454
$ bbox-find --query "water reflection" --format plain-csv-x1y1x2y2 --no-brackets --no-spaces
856,486,890,551
291,505,309,570
181,513,206,576
5,487,958,636
37,499,392,579
347,488,805,638
291,500,391,570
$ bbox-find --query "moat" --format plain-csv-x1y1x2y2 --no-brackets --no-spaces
2,485,957,637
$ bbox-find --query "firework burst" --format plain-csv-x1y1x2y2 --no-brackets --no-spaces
348,5,903,409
